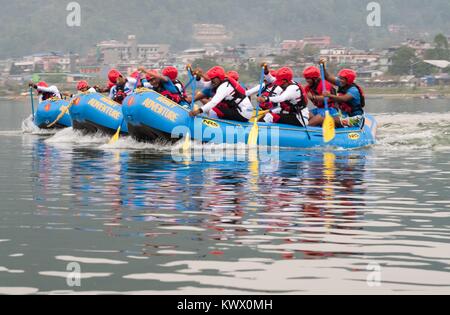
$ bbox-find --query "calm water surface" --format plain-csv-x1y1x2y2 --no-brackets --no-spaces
0,98,449,294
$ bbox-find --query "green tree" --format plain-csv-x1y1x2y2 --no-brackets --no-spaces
434,33,449,50
425,34,450,60
303,45,319,58
192,58,218,72
390,46,419,75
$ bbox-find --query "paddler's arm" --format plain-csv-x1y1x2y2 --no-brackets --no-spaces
323,91,353,103
190,84,228,117
256,85,296,104
36,85,60,95
319,59,338,85
138,67,166,82
246,84,265,97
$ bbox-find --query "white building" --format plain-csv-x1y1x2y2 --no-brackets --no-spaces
177,48,208,64
97,35,170,65
193,24,232,45
320,48,380,66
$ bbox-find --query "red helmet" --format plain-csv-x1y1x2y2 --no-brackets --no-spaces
338,69,357,85
227,71,240,81
130,71,140,79
77,80,89,91
275,67,294,85
108,69,122,84
206,66,226,81
162,66,178,81
37,81,48,88
303,66,321,79
270,70,278,77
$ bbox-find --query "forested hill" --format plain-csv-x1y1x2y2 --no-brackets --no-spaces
1,0,449,58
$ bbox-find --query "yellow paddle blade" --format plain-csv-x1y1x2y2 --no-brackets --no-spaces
182,132,191,154
323,111,336,143
109,126,121,145
247,121,259,146
249,110,269,123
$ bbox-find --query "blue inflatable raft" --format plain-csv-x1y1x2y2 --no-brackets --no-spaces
34,98,72,129
123,89,377,149
69,92,128,135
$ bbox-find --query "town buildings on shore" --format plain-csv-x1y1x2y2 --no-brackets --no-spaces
1,24,449,94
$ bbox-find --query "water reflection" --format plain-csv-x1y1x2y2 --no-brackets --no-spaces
32,138,372,259
7,137,447,293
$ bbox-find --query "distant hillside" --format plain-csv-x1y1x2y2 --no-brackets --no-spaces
1,0,449,58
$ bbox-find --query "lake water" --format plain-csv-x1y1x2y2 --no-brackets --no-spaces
0,98,449,295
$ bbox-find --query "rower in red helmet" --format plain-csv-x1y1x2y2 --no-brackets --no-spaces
76,80,97,93
138,66,188,106
246,65,283,111
189,66,253,122
63,80,99,99
256,66,310,127
28,81,62,102
107,69,138,104
302,66,339,127
319,59,365,127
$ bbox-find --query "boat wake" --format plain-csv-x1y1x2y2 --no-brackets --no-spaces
375,112,450,151
45,128,111,146
21,115,57,135
24,112,450,152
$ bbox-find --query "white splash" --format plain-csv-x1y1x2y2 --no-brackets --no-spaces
374,112,450,151
45,128,110,145
55,256,128,265
21,115,57,135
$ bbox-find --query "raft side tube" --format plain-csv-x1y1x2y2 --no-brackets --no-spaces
69,93,128,135
34,99,72,129
124,90,377,149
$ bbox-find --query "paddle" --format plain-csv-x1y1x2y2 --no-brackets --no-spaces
320,64,336,143
182,67,197,153
29,87,35,121
249,110,270,123
109,74,140,145
247,66,266,146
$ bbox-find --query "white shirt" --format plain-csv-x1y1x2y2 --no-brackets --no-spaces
37,85,61,102
267,83,309,125
246,83,283,98
109,77,135,99
201,82,253,119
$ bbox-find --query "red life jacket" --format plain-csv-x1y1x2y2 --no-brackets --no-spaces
279,82,308,114
213,78,247,109
305,80,336,108
337,83,365,116
158,79,187,104
112,83,128,104
259,84,279,110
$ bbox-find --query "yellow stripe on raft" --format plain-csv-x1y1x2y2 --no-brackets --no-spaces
143,98,179,122
87,99,121,120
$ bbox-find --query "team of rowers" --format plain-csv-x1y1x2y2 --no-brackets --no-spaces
29,60,365,128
